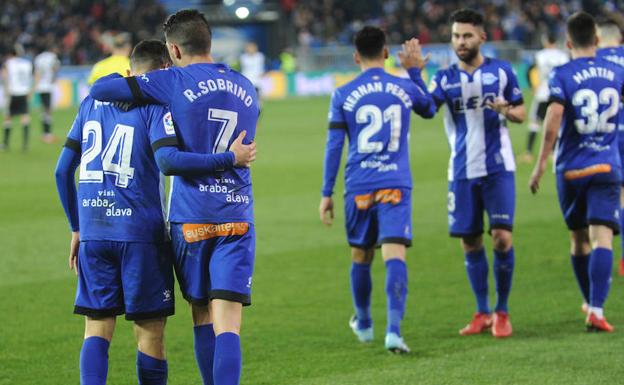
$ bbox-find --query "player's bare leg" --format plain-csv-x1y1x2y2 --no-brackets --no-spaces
584,225,615,332
349,247,374,343
41,106,56,143
134,318,168,383
1,115,11,151
570,228,591,314
134,318,167,359
20,114,30,151
191,302,216,385
81,316,116,385
212,299,243,385
490,229,514,338
459,235,493,335
381,243,409,353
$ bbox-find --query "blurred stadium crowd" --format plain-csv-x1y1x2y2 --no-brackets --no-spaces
291,0,624,48
0,0,166,64
3,0,624,65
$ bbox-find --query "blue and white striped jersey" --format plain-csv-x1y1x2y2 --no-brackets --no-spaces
429,57,523,181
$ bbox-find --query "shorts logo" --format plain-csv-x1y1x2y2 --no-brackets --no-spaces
354,189,402,210
183,222,249,243
163,289,172,302
246,276,252,289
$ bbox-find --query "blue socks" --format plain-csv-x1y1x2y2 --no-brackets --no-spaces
80,336,110,385
465,249,490,314
136,351,168,385
493,247,515,313
589,247,613,308
213,332,241,385
385,259,408,336
194,324,216,385
571,254,590,303
350,262,372,329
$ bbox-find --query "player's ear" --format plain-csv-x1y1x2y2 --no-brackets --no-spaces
566,38,572,50
353,52,361,65
595,34,600,47
383,47,389,60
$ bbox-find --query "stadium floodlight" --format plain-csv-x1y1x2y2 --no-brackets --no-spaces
223,0,236,6
235,6,250,19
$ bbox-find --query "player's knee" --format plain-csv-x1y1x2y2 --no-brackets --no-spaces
84,316,116,341
461,236,483,252
589,225,614,250
570,229,591,255
191,303,212,326
491,230,512,252
134,318,166,359
351,247,374,264
381,243,405,261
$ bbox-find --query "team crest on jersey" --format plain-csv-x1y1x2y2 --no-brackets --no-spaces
482,72,498,86
163,112,175,135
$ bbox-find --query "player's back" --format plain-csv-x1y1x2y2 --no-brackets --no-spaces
5,57,32,96
333,68,421,192
67,96,169,242
162,63,259,223
550,57,624,173
535,48,569,101
34,51,59,92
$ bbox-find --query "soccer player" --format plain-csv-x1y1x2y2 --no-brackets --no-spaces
90,10,259,385
422,9,525,338
1,48,33,151
319,26,435,353
34,44,61,143
530,12,624,332
239,42,265,95
87,32,132,85
519,32,568,163
56,39,255,385
596,19,624,276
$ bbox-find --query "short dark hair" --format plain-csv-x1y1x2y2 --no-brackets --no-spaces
543,30,557,44
130,40,172,71
354,26,386,60
163,9,212,55
567,11,596,48
449,9,484,27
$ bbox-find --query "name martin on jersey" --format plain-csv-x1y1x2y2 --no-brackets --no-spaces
183,77,254,107
572,66,615,84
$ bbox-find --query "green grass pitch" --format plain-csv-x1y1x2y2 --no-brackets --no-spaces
1,95,623,384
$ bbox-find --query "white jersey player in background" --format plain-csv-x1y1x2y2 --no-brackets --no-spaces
34,46,60,144
1,48,33,151
240,42,265,96
519,32,568,162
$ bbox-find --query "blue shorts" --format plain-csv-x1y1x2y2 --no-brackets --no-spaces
448,172,515,237
171,222,255,306
75,241,175,320
556,168,620,233
344,188,412,249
